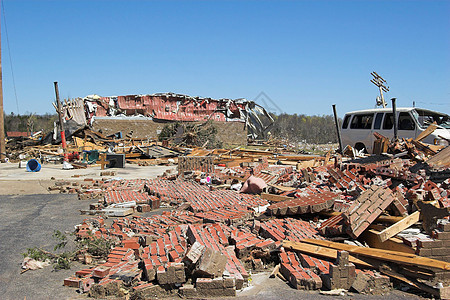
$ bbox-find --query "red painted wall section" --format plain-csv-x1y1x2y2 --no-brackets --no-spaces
85,94,247,123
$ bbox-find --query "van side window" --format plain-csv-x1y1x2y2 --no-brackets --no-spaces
398,112,415,130
342,115,350,129
383,113,394,129
374,113,383,130
350,114,374,129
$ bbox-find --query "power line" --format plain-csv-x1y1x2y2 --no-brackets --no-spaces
1,0,19,114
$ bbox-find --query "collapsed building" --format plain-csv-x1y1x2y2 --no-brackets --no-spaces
59,93,274,144
35,138,450,299
10,89,448,298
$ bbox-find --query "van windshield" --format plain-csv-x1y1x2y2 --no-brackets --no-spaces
412,109,450,129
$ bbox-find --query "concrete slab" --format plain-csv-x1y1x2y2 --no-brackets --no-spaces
0,162,176,195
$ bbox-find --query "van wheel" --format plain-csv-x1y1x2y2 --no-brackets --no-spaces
354,143,367,153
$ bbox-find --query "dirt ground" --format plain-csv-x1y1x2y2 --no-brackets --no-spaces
0,163,422,300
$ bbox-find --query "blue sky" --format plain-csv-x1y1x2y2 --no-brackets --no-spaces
1,0,449,116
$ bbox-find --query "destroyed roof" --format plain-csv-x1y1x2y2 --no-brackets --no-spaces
60,92,274,140
84,92,254,103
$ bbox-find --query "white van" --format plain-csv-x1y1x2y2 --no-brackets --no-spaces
341,107,450,153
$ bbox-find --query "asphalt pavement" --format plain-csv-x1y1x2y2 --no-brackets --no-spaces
0,193,86,299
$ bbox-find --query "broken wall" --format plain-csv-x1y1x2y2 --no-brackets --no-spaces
91,119,247,146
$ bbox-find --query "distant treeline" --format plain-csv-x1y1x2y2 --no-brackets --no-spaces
270,113,338,144
3,112,338,143
3,113,58,134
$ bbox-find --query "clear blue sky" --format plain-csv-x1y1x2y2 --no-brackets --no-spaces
1,0,449,117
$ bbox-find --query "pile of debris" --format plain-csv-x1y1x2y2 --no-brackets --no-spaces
41,138,449,298
4,91,275,164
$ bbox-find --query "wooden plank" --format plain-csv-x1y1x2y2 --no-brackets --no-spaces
260,193,293,203
324,150,331,165
296,160,316,169
379,265,440,297
282,240,376,268
410,139,437,156
376,211,420,242
303,238,421,259
267,159,298,166
376,215,405,223
124,153,143,159
39,150,62,156
217,146,241,158
234,148,273,155
426,145,450,168
303,238,450,271
267,184,296,192
269,264,280,278
320,211,403,224
400,265,436,281
98,153,108,170
73,137,105,151
219,175,247,182
276,155,325,161
359,229,415,254
415,122,437,142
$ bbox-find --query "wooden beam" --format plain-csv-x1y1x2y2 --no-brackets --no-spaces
376,211,420,242
400,265,436,281
410,139,437,156
359,229,415,254
98,153,109,170
303,239,450,271
296,160,316,169
276,155,325,161
219,175,247,182
282,240,376,268
235,148,273,155
415,122,437,142
379,265,440,297
267,184,296,192
375,215,405,224
320,211,403,224
260,193,293,202
266,159,298,166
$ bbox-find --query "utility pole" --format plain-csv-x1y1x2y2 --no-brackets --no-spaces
54,82,68,161
0,8,6,162
332,104,343,153
370,72,389,108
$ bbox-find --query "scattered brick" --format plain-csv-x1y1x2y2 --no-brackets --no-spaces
267,191,338,216
343,186,395,238
321,250,355,290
